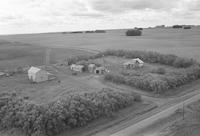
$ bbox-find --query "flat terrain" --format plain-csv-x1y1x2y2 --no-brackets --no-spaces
1,27,200,61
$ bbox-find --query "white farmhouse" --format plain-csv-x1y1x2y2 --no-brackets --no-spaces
123,58,144,69
28,66,48,83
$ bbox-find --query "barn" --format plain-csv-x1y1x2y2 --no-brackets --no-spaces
28,66,48,83
123,58,144,69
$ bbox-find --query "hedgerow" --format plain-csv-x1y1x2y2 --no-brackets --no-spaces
0,88,137,136
104,65,200,94
66,50,196,68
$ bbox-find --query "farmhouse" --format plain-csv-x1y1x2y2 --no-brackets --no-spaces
70,64,84,72
28,66,48,83
123,58,144,69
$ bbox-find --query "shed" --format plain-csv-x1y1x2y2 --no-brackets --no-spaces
70,64,84,72
28,66,48,83
88,64,96,73
123,58,144,69
95,67,107,74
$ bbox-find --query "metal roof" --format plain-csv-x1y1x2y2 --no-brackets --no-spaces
28,66,42,74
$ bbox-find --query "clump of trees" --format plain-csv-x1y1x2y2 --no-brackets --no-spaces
95,30,106,33
0,88,138,136
172,25,183,28
126,29,142,36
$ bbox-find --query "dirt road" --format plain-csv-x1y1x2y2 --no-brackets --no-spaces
109,90,200,136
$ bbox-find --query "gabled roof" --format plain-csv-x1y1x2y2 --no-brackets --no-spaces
71,64,84,68
95,67,106,70
28,66,42,74
132,58,144,64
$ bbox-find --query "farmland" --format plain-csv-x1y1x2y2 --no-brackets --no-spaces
1,27,200,61
0,27,200,136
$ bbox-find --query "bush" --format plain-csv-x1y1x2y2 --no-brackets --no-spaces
0,88,138,136
152,67,166,75
126,29,142,36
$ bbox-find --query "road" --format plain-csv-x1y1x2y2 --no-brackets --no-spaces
109,90,200,136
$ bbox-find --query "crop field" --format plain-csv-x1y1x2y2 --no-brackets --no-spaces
1,27,200,61
0,40,92,70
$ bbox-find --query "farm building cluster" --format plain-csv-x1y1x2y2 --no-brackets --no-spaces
1,56,145,84
70,58,144,74
70,63,109,74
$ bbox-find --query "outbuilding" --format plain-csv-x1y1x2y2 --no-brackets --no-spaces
88,64,96,73
123,58,144,69
28,66,48,83
70,64,84,72
95,67,108,74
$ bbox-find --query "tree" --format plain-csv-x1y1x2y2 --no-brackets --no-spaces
126,29,142,36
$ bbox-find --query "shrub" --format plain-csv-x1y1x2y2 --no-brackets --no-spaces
0,88,138,136
152,67,166,75
126,29,142,36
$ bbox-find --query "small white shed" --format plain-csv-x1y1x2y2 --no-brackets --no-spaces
28,66,48,83
70,64,84,72
88,64,96,73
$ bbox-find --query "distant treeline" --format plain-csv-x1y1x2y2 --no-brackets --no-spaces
62,30,106,34
172,25,192,29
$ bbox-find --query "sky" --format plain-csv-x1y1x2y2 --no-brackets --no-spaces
0,0,200,34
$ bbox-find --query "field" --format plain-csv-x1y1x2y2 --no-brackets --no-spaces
1,27,200,61
0,41,92,70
